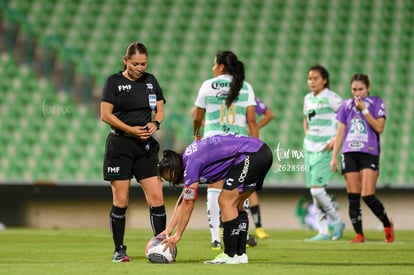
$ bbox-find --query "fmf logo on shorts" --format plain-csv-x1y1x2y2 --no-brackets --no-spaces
108,167,120,174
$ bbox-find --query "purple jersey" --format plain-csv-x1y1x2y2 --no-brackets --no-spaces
255,97,267,116
336,96,386,156
182,134,264,187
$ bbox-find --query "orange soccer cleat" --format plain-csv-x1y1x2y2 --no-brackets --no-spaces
384,221,395,243
350,233,366,243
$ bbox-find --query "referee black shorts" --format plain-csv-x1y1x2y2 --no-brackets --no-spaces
223,143,273,192
103,133,160,181
341,152,380,174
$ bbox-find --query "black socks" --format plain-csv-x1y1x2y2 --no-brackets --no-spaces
348,193,392,235
222,217,240,257
149,205,166,236
237,211,249,256
109,205,127,251
348,193,363,234
110,204,167,251
362,195,391,227
222,211,249,257
249,205,262,228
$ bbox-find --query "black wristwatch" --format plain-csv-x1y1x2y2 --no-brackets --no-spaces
152,120,160,130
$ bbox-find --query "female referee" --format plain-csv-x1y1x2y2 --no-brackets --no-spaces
101,42,167,262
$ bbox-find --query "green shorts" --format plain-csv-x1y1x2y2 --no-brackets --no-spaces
304,150,333,188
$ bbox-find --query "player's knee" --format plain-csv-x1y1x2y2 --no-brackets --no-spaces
310,187,327,198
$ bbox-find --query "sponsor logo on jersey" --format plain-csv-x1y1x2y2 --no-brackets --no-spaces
349,141,364,149
225,177,234,186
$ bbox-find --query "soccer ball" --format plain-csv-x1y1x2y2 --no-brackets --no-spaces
145,235,177,263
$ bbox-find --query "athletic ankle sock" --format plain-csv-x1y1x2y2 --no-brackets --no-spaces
310,189,329,235
207,188,222,242
314,204,330,235
237,211,248,255
310,188,342,224
222,217,240,257
109,205,127,251
362,195,391,227
249,205,262,228
348,193,363,235
149,205,166,236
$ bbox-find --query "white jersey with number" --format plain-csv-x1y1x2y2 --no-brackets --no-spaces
194,74,256,137
303,88,342,152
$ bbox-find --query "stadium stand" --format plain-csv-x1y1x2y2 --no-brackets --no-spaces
0,0,413,186
0,54,108,183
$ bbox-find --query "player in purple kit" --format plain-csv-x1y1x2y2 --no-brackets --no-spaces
158,134,273,264
330,73,394,243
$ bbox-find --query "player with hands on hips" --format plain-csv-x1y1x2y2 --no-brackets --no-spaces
330,73,394,243
158,134,273,264
101,42,167,262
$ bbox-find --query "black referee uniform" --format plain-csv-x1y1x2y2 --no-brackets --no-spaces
102,71,165,181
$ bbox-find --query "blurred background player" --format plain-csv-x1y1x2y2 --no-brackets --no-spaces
302,64,345,241
330,73,394,243
192,50,258,250
101,42,167,262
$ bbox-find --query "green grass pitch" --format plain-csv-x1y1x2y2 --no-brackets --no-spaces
0,228,413,274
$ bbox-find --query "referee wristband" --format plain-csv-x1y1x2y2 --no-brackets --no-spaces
362,109,369,115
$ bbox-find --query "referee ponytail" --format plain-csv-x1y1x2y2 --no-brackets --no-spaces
123,42,148,70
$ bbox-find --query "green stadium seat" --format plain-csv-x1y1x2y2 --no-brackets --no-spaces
2,0,413,187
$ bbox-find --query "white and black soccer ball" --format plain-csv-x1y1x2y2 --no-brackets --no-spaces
145,235,177,263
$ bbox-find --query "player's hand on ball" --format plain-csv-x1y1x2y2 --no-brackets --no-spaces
162,234,179,252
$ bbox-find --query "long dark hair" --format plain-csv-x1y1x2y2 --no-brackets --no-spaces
308,64,330,88
158,150,184,186
123,42,148,70
216,51,245,108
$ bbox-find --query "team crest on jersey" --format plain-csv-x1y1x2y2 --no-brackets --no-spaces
145,83,154,91
348,116,368,143
350,116,367,134
216,90,230,99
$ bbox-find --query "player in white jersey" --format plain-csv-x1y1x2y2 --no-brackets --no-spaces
193,51,259,250
303,65,345,241
194,73,256,137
